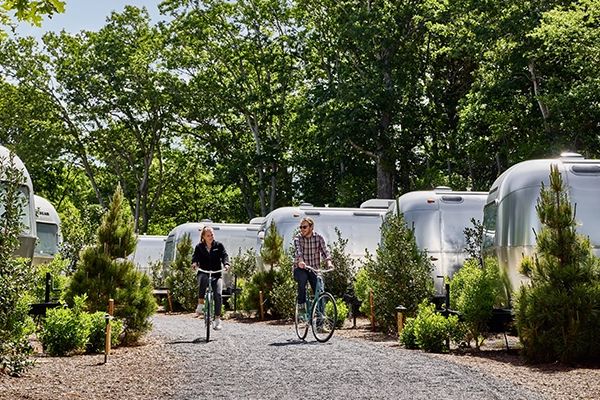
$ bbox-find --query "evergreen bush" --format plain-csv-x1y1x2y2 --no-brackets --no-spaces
364,208,435,333
324,228,357,299
165,233,197,312
238,268,278,315
64,184,157,345
260,220,284,270
270,267,296,319
514,165,600,364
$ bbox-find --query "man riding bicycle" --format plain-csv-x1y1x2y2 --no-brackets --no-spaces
293,217,334,316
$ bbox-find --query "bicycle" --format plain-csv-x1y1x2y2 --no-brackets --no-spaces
196,268,226,343
295,266,337,343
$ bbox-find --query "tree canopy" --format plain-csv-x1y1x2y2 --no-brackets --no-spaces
1,0,599,234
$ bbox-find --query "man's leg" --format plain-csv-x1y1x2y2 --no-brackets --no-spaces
293,267,309,305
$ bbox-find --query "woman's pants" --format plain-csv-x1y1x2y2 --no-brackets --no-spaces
197,272,224,317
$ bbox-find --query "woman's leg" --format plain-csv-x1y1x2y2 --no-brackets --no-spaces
213,277,224,318
197,273,209,306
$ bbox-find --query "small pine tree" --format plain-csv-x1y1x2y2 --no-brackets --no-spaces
65,184,157,345
515,165,600,364
365,206,435,333
260,220,284,270
324,227,356,299
165,233,197,312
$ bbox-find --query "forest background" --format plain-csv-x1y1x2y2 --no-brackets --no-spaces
1,0,599,238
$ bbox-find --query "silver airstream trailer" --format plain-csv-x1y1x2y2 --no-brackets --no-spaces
389,187,488,297
256,203,389,268
129,234,167,275
0,145,37,260
481,153,600,294
162,220,261,290
33,195,62,265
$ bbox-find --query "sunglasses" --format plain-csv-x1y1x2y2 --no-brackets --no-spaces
300,225,309,229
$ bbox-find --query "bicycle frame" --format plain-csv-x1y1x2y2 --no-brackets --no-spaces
295,266,337,343
197,268,225,342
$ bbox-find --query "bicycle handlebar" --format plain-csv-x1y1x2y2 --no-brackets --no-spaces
304,265,335,273
196,268,227,275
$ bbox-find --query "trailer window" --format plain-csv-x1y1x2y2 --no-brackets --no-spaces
35,222,59,256
0,184,32,232
482,202,497,250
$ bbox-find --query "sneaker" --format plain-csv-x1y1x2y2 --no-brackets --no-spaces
195,304,204,315
297,304,307,314
297,305,308,324
214,319,222,331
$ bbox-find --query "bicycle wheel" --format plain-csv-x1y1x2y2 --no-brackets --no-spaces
295,301,309,340
204,293,212,342
311,292,337,343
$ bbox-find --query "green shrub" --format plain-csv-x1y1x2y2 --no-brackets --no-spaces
332,298,348,329
353,266,372,316
0,153,37,375
230,248,258,281
399,317,418,349
40,296,91,356
86,312,123,354
412,300,458,353
449,258,502,349
32,255,70,303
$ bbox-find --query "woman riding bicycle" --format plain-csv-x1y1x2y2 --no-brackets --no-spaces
191,225,230,331
293,217,334,315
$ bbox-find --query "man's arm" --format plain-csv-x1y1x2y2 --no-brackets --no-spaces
318,235,334,269
293,235,306,268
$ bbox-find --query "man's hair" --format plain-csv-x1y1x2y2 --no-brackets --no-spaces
301,216,314,227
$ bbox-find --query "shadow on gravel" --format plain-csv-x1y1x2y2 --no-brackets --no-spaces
268,339,321,347
166,339,214,345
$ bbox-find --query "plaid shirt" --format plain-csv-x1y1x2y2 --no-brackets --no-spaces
293,231,331,269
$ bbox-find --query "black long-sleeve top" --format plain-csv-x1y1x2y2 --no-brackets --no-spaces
191,240,230,278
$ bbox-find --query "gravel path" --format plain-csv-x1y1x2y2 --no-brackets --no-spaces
150,314,547,400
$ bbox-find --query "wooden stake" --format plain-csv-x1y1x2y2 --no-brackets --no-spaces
105,299,114,363
259,291,264,321
370,290,375,332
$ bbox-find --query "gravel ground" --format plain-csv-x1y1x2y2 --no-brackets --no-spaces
153,314,544,400
2,312,599,399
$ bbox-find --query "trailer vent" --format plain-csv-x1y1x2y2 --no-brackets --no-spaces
571,165,600,175
352,212,381,217
440,195,464,203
